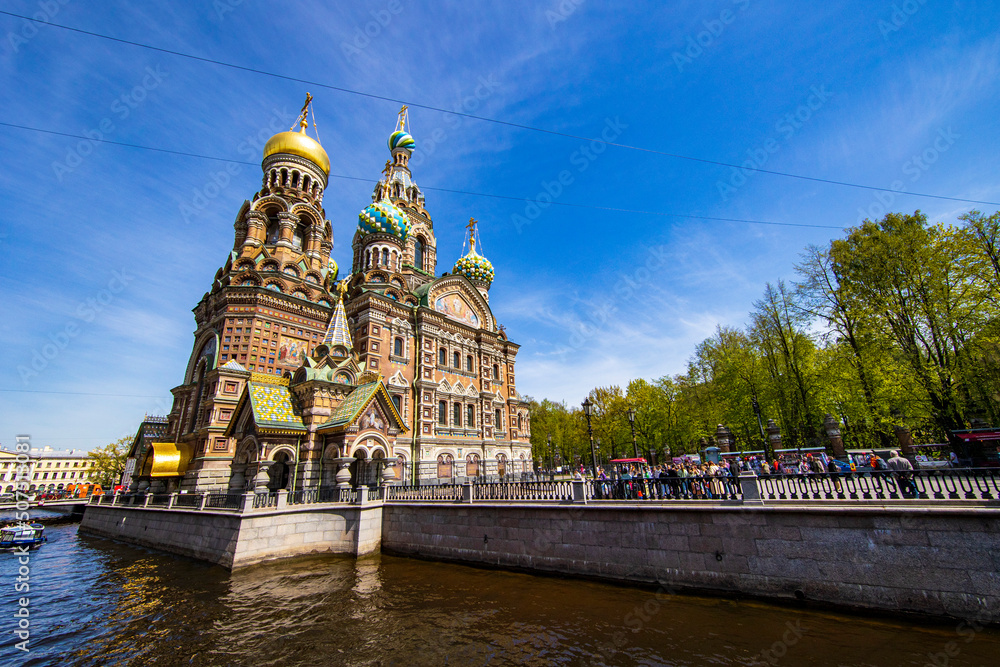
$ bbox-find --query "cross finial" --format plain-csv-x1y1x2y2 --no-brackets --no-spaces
467,217,477,234
382,159,392,180
397,105,408,131
336,279,349,296
294,92,313,131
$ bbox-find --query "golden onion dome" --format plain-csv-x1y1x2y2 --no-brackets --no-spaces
263,120,330,175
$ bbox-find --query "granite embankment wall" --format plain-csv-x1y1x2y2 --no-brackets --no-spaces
80,503,383,568
381,503,1000,620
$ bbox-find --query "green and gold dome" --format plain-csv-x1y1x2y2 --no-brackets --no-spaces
453,237,494,286
358,198,410,240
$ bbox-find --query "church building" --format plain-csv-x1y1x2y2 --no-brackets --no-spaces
126,98,532,493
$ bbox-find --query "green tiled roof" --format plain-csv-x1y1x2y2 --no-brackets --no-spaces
248,382,305,431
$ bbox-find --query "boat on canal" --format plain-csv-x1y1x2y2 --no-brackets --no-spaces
0,523,47,549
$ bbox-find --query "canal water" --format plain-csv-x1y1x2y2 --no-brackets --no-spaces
1,521,997,666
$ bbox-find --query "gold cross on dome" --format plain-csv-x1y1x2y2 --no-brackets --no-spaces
293,92,313,130
398,105,408,131
467,217,477,234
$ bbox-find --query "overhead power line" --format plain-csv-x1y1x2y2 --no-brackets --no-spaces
0,120,841,229
0,388,166,398
1,9,997,208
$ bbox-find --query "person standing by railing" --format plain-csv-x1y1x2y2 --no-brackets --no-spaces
887,450,917,497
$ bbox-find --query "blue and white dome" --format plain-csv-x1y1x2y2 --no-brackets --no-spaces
358,198,410,240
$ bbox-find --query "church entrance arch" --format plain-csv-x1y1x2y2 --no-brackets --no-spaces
269,450,293,491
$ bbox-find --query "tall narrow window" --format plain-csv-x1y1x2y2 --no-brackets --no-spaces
466,405,475,427
391,394,402,415
438,348,446,365
453,351,460,368
438,401,447,425
466,355,473,372
381,248,389,266
292,220,306,250
393,337,403,357
493,364,499,380
266,213,281,245
495,409,502,431
452,403,462,427
414,237,425,271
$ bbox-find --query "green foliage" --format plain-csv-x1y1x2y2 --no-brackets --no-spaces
87,435,131,487
531,210,1000,453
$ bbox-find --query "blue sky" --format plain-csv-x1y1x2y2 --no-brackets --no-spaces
1,1,998,452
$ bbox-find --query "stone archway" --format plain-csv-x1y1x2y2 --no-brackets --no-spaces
269,451,292,491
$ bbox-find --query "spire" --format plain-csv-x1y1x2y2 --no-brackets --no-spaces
322,281,353,351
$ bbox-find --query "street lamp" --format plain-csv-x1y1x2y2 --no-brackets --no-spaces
752,395,768,457
582,397,598,478
627,407,639,459
547,433,554,481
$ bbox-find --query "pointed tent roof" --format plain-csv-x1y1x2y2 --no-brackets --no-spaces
322,284,353,351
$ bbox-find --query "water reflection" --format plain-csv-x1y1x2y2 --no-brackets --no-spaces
1,524,997,666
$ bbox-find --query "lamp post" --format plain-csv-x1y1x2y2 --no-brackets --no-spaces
547,433,554,481
582,397,598,478
627,407,639,459
752,395,767,457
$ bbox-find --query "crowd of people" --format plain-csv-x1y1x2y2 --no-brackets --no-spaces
578,449,920,500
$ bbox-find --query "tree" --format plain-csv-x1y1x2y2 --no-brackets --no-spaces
88,436,131,487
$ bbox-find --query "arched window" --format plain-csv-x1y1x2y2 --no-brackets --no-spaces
381,248,389,266
466,355,473,372
438,401,447,425
391,394,402,415
466,405,475,427
452,403,462,426
495,409,502,431
493,364,499,380
414,237,425,271
393,337,403,357
292,220,307,250
438,348,446,366
453,351,460,368
266,213,281,245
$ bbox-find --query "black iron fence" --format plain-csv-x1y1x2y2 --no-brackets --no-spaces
755,468,1000,502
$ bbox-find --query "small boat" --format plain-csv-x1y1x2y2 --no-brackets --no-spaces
0,523,47,550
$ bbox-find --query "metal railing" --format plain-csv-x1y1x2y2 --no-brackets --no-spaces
473,480,574,502
589,476,742,501
174,494,201,508
252,492,277,509
206,493,244,510
385,484,462,502
755,468,1000,502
